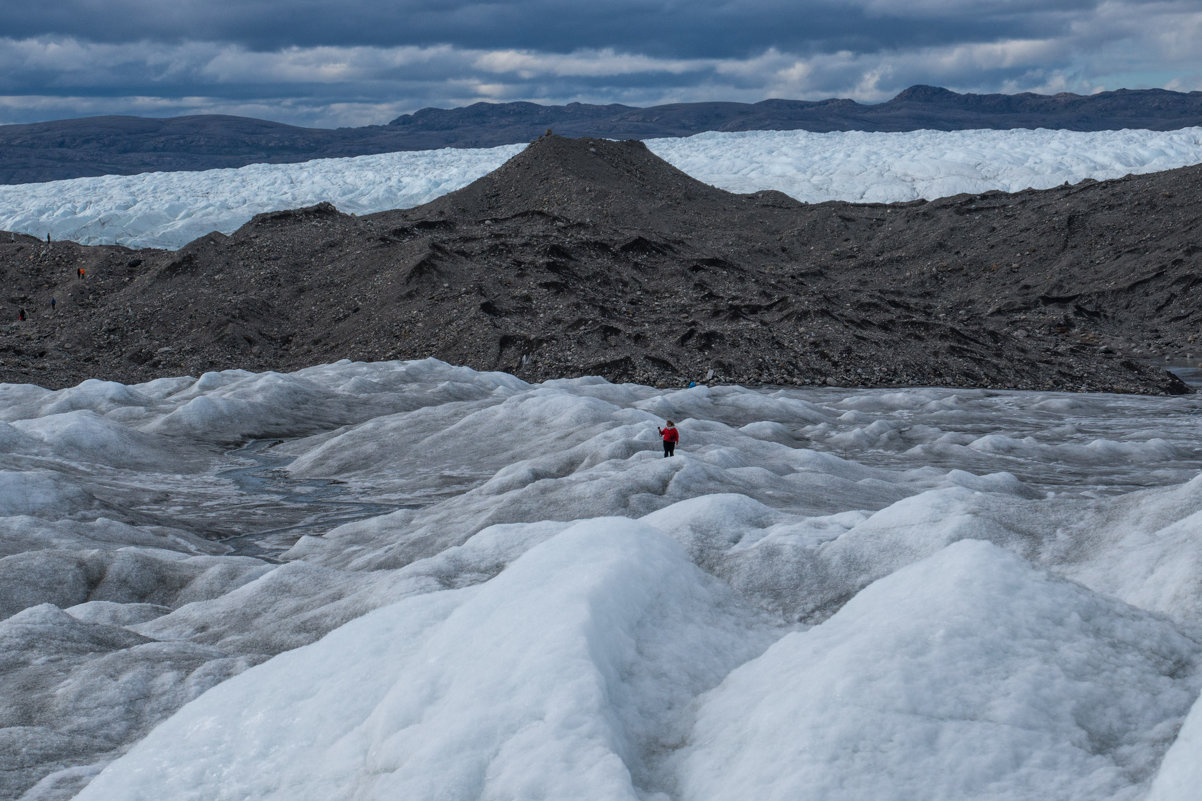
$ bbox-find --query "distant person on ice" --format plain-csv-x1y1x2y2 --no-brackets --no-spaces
658,420,679,457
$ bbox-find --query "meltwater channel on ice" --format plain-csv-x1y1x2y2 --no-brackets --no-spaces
2,128,1202,801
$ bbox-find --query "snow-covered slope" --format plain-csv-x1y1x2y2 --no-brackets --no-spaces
4,360,1202,800
2,127,1202,249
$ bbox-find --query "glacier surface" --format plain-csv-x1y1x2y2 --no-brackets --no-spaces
1,127,1201,249
2,359,1201,801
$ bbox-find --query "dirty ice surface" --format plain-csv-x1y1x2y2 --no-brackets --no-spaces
2,359,1201,801
2,126,1202,248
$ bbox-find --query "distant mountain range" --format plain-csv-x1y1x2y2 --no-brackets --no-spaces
3,85,1202,184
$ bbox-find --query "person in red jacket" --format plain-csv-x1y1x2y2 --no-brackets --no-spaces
658,420,679,457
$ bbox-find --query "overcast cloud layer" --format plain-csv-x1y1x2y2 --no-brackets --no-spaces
1,0,1200,127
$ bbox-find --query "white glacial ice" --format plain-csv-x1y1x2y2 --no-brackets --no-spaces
1,126,1201,249
2,358,1201,801
675,539,1197,801
75,520,775,801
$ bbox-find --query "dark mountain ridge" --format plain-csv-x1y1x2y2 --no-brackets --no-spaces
390,85,1202,138
4,85,1202,184
1,135,1197,395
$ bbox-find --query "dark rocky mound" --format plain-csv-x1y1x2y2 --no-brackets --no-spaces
5,85,1202,184
421,135,744,230
1,135,1198,394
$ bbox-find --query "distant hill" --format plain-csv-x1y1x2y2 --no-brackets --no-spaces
387,85,1202,139
3,86,1202,184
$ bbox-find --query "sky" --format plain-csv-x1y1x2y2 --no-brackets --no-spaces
0,0,1199,128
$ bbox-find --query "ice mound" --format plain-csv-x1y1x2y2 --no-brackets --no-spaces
1148,690,1202,799
675,540,1201,801
0,603,254,799
147,359,527,443
12,410,205,471
0,470,94,517
2,127,1201,249
0,548,269,620
74,520,773,801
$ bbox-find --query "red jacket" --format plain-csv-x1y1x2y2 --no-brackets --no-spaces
660,426,679,443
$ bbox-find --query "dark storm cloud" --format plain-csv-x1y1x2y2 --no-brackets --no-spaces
1,0,1099,57
0,0,1199,127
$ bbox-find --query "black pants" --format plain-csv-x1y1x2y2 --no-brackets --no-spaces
663,440,675,457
